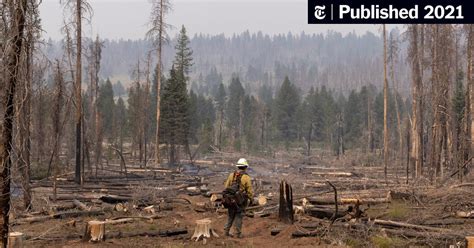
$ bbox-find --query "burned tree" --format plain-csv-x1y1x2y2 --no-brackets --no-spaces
61,0,92,184
148,0,171,166
382,24,389,183
0,0,29,245
408,24,424,178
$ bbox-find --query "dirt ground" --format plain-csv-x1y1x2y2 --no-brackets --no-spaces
10,149,474,247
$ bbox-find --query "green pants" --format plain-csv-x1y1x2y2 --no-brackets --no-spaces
224,207,243,235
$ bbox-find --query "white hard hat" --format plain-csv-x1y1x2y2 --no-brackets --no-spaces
236,158,249,168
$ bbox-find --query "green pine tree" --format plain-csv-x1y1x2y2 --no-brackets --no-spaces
174,25,193,79
97,78,115,140
160,67,189,165
274,76,300,149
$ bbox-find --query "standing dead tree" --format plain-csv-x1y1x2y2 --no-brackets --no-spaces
61,0,92,184
86,35,103,176
408,24,424,179
278,180,293,224
382,24,389,183
147,0,171,167
467,25,474,176
388,29,403,177
16,0,41,210
0,0,28,245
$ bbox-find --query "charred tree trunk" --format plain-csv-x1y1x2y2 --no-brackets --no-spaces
383,24,389,183
278,180,293,224
1,0,28,245
74,0,83,184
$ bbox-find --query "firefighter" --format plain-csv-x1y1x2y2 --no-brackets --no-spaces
223,158,253,238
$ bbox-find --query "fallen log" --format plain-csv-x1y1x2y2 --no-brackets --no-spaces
373,219,450,232
305,207,346,219
421,218,470,226
450,183,474,189
306,197,390,205
382,228,465,240
105,228,188,239
99,195,131,204
13,210,107,225
311,172,360,177
73,199,89,211
292,229,323,238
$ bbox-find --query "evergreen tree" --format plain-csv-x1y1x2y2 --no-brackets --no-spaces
274,76,300,149
452,71,465,148
115,97,127,150
97,78,115,140
174,25,193,79
452,71,466,149
160,67,189,165
188,90,199,143
215,82,227,150
227,76,245,145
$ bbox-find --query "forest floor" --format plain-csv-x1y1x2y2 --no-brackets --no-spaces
9,149,474,247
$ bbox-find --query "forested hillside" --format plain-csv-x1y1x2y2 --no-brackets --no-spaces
44,29,409,96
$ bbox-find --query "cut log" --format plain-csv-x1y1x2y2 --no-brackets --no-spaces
83,221,105,242
210,194,222,202
114,203,127,212
256,195,267,206
456,210,474,219
191,219,219,241
8,232,24,248
279,180,294,224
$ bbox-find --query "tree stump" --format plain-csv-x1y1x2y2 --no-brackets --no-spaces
8,232,24,248
279,180,294,224
191,218,219,241
83,221,105,242
467,236,474,248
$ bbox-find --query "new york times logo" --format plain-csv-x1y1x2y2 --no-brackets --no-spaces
314,5,326,20
308,0,474,24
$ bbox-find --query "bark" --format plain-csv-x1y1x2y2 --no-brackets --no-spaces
468,25,474,172
1,0,28,245
74,0,83,184
278,180,294,224
383,24,389,183
154,0,165,166
409,25,424,178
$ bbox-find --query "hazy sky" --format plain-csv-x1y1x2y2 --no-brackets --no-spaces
40,0,393,40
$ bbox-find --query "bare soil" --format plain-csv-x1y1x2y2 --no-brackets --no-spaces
10,149,474,247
